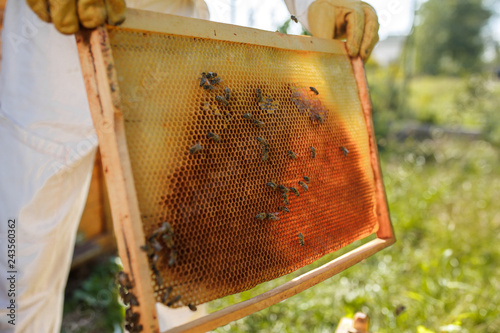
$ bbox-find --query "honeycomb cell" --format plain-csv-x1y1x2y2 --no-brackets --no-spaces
108,26,379,308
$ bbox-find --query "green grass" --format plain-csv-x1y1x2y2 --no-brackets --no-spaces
62,257,124,333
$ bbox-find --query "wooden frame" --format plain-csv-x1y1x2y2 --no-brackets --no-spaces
76,9,394,333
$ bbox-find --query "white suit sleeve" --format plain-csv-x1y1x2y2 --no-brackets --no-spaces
283,0,316,32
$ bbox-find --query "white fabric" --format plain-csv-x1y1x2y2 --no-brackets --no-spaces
0,0,309,331
284,0,315,32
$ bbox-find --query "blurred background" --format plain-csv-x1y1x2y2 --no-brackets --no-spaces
2,0,496,332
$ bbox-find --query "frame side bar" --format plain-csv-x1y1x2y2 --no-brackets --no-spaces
76,27,160,333
351,57,395,241
165,238,391,333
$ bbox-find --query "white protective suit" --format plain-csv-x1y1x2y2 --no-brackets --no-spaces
0,0,318,332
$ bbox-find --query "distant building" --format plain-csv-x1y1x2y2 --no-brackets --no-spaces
371,35,407,66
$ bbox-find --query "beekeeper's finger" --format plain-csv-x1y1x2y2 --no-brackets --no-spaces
49,0,79,34
344,7,364,58
307,0,336,39
359,2,379,60
26,0,51,23
78,0,107,29
104,0,127,26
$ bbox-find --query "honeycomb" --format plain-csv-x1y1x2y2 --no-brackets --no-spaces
107,26,379,308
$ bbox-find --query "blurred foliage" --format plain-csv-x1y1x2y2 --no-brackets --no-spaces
62,257,124,333
411,0,492,76
365,59,500,147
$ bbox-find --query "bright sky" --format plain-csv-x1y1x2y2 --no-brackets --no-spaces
204,0,416,40
205,0,500,42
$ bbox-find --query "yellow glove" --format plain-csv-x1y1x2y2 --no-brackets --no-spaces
307,0,379,60
26,0,127,35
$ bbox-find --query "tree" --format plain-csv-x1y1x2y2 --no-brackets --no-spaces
412,0,492,75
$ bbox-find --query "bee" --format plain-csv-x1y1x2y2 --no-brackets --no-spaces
224,87,231,100
287,150,298,159
266,181,278,190
303,176,310,184
119,286,127,300
127,311,140,324
255,212,267,220
298,181,309,191
395,304,406,317
315,114,324,124
149,238,163,252
168,249,178,267
210,77,221,86
199,73,209,87
290,187,299,196
188,303,197,311
162,287,173,304
253,119,265,128
267,213,278,221
310,146,317,158
151,253,159,265
256,88,263,103
152,222,173,238
291,15,298,23
117,271,133,289
282,192,289,205
310,87,319,95
129,293,140,306
189,143,203,154
167,295,182,307
207,132,221,142
162,233,175,249
215,95,229,106
341,146,349,156
256,137,268,146
280,206,289,213
121,291,131,305
278,185,289,193
154,269,163,286
262,146,269,161
206,72,217,79
298,233,305,246
203,83,214,91
243,113,253,120
140,243,154,257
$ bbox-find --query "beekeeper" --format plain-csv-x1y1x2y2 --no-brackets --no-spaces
0,0,379,332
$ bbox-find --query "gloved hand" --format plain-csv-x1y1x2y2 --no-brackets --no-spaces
307,0,379,60
26,0,127,35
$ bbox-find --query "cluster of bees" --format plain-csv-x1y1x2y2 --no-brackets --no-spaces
189,72,235,155
192,73,351,247
156,72,352,309
140,222,197,310
257,88,279,114
117,271,142,332
257,175,311,245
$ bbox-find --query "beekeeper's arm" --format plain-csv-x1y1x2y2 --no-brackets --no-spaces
284,0,379,60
